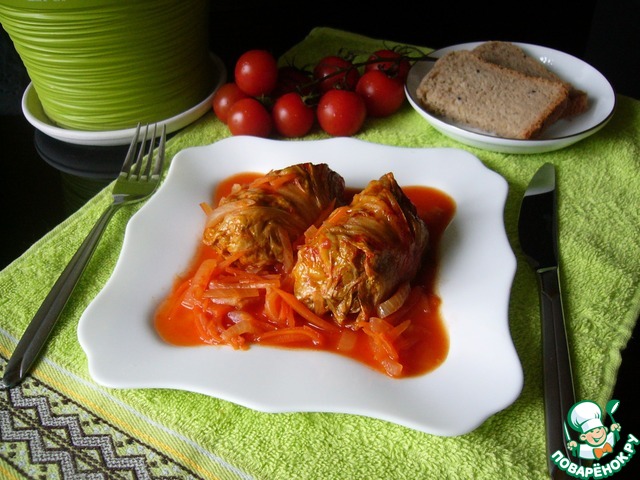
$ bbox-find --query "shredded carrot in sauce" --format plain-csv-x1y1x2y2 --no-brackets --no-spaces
154,173,455,378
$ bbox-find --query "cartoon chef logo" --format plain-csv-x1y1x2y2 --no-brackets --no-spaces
566,400,621,460
552,399,638,478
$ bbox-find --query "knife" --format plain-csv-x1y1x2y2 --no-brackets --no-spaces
518,163,579,478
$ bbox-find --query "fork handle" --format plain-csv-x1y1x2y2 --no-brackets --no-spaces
1,204,120,389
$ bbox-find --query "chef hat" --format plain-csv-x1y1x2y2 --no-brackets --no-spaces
568,401,604,434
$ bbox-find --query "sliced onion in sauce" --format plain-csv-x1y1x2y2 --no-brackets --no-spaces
375,282,411,318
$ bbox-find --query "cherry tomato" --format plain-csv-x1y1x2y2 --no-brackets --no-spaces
313,55,360,93
272,92,315,138
365,49,411,82
227,98,273,137
234,50,278,97
212,82,250,123
355,70,406,118
317,90,366,136
272,66,315,97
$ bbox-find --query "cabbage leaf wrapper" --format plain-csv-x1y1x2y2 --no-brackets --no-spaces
203,163,345,273
292,173,429,323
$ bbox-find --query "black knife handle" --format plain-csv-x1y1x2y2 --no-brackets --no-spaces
537,266,579,477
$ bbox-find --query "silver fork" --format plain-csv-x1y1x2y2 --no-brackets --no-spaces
1,123,166,389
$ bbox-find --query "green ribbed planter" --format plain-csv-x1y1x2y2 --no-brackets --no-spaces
0,0,214,131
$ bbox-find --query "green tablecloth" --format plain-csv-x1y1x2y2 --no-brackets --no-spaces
2,27,639,479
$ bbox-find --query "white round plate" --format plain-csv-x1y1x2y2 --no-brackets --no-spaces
21,53,227,147
405,42,616,154
78,137,522,436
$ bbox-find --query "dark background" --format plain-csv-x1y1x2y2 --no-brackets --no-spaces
2,0,639,444
208,0,639,100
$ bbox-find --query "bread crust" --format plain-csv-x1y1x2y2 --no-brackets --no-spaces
416,50,570,139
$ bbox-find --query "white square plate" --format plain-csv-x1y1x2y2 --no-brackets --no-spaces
78,136,522,436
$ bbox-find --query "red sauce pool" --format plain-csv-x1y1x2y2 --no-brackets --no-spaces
154,173,456,378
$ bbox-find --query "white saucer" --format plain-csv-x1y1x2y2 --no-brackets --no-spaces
405,42,616,154
22,53,227,147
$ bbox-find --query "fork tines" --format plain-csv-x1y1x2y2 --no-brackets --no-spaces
121,123,166,180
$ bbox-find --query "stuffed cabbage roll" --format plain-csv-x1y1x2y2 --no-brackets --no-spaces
203,163,345,272
292,173,429,323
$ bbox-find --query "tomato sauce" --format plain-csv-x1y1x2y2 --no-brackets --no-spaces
154,173,456,378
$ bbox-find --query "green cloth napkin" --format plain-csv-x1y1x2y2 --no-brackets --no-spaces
1,27,639,480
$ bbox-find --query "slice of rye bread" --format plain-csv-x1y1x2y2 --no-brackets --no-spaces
416,50,570,139
472,41,588,118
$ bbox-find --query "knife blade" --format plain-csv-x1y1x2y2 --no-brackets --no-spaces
518,163,579,478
